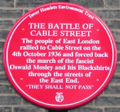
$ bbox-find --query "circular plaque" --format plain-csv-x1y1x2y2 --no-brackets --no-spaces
3,2,117,109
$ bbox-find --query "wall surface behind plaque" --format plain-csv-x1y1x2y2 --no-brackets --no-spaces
0,0,120,112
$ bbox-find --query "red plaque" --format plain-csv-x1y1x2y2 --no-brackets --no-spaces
3,2,117,109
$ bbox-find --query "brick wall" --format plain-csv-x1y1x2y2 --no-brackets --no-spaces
0,0,119,112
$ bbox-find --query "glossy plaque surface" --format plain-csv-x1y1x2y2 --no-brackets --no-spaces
3,2,117,109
